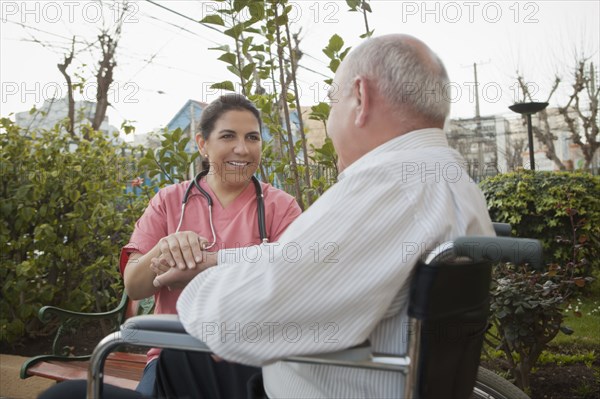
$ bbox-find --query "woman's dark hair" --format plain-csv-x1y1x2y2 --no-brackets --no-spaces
198,94,262,140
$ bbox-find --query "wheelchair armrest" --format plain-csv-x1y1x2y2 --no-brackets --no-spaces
454,236,543,270
123,314,187,333
119,315,379,368
88,319,407,398
492,222,511,237
119,314,210,352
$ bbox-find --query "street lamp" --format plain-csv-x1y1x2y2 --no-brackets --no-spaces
509,102,549,170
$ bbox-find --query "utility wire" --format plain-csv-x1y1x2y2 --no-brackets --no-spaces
144,0,221,34
142,0,331,79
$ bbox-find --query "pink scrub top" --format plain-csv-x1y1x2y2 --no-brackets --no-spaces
120,178,301,362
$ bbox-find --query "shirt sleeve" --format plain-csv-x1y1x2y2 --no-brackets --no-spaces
119,190,169,275
177,167,438,367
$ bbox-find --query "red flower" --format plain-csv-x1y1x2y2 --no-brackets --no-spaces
131,177,143,187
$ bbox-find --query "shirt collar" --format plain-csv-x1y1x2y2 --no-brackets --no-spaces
338,128,448,181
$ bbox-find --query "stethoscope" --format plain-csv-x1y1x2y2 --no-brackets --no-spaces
175,169,268,249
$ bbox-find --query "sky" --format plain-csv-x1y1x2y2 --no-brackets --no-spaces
1,0,599,138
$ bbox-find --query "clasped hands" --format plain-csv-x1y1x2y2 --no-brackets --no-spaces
151,231,217,290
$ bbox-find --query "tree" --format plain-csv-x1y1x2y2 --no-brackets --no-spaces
44,1,129,139
515,56,599,171
57,37,77,137
558,60,599,170
91,31,120,131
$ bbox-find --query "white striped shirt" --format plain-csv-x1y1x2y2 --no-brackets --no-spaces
177,128,495,398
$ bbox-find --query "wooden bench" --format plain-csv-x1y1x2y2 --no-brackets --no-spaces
26,352,146,390
20,293,153,389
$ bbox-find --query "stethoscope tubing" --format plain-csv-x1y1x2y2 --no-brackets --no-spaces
175,170,268,248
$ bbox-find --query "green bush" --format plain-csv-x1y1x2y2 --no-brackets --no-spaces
480,170,600,275
481,170,599,395
0,118,146,343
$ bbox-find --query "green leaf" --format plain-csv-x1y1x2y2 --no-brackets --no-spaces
322,47,334,59
242,36,253,54
346,0,361,11
329,59,340,73
248,2,265,20
328,34,344,52
208,44,230,52
210,81,235,91
225,64,240,77
241,63,256,80
200,14,225,26
359,30,375,39
233,0,249,12
274,13,288,26
224,22,246,39
340,47,352,61
218,52,238,65
69,190,81,202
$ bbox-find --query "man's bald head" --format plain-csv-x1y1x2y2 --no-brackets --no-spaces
341,34,450,125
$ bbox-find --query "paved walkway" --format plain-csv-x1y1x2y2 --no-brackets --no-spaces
0,355,53,399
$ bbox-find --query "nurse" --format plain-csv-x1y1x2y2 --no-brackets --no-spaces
121,93,302,396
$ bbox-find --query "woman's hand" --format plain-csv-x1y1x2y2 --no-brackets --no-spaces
157,231,208,270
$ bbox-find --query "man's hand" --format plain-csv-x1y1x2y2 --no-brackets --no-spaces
151,266,202,289
152,251,218,289
150,255,171,276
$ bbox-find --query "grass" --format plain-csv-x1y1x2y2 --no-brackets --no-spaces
552,271,600,350
552,296,600,349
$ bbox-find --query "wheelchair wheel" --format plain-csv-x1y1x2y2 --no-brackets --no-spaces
471,366,530,399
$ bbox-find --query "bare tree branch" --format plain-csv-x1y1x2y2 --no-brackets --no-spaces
57,37,76,138
91,33,117,134
558,60,599,169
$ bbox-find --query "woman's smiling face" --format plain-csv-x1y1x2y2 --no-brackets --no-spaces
197,109,262,185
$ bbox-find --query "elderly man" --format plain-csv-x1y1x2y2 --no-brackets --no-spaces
169,33,495,398
39,34,493,399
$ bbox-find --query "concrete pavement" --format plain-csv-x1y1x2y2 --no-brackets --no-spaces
0,355,53,399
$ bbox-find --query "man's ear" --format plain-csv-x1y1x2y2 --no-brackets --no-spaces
353,76,370,127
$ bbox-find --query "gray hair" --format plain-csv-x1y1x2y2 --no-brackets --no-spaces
343,36,450,122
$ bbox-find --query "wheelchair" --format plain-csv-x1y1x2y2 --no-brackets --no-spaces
86,226,539,399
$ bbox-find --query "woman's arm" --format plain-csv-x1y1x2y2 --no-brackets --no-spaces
124,231,208,299
123,248,161,300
